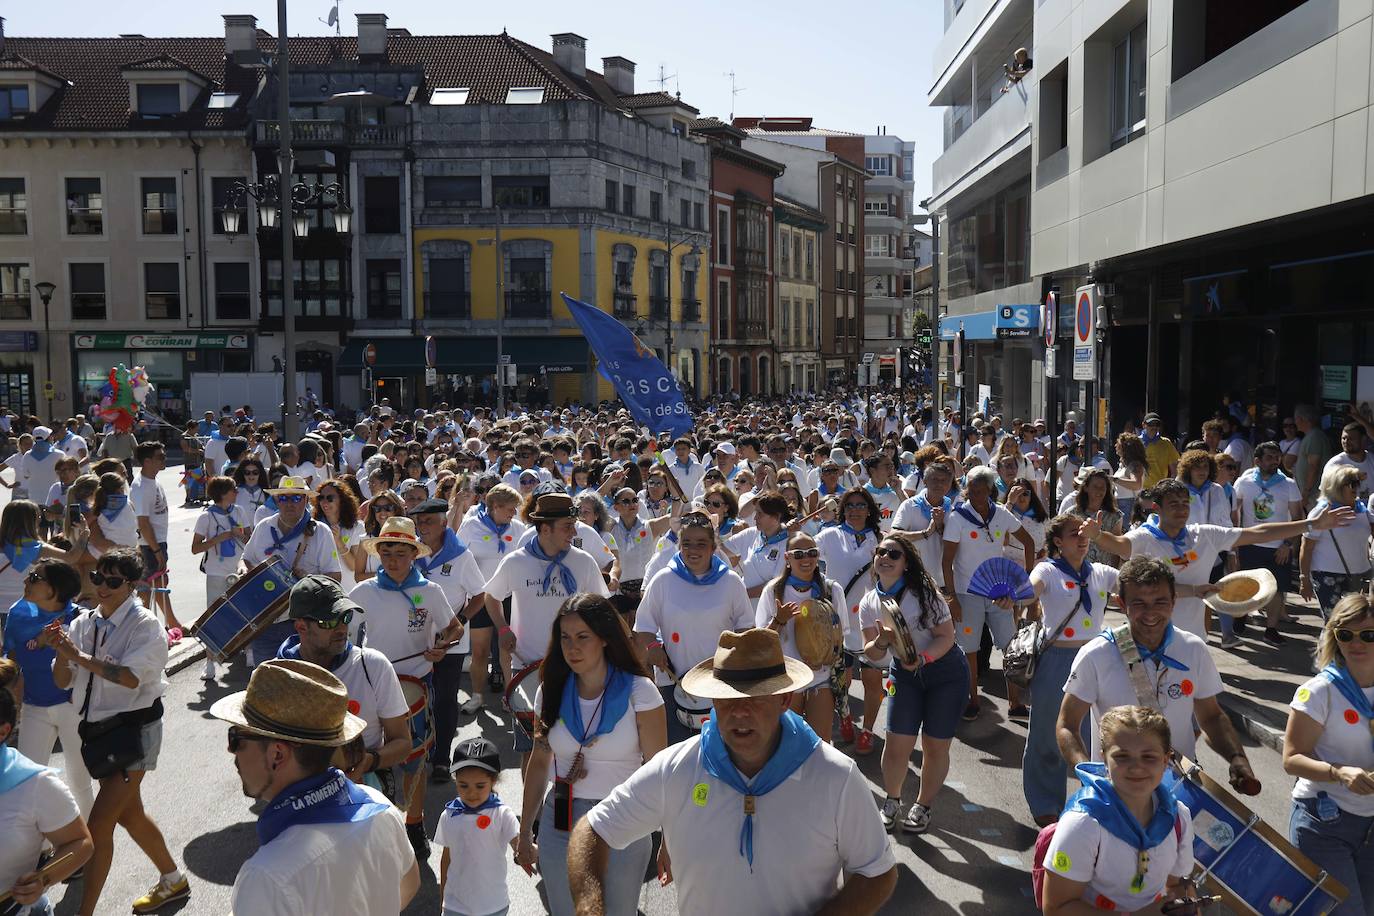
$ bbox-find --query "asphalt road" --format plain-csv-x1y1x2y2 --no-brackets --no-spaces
27,467,1296,915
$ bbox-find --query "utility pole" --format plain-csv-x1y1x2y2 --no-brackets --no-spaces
495,207,505,418
276,0,298,441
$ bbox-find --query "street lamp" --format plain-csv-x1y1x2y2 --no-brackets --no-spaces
477,205,506,417
34,281,56,418
914,203,941,418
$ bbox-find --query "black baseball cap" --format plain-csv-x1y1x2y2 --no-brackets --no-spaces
406,498,448,516
288,575,361,622
450,737,501,775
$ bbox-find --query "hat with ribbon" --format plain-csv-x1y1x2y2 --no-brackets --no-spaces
210,658,366,747
266,475,312,497
527,492,578,522
680,628,814,700
363,516,432,558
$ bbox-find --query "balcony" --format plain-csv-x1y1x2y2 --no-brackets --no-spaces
256,120,409,148
736,247,766,272
931,86,1031,203
506,289,550,319
866,173,906,195
929,0,1032,105
613,292,637,320
681,299,701,323
649,295,670,320
864,211,903,233
0,296,31,320
424,292,471,320
739,319,767,340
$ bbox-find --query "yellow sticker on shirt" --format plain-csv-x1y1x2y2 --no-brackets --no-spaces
1296,687,1311,703
1052,851,1072,872
692,783,710,807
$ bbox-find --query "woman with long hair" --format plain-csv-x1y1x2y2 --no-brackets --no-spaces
1112,432,1148,522
517,594,665,915
86,473,140,560
1004,476,1049,568
735,492,797,598
1069,468,1124,567
231,458,269,526
0,501,70,629
316,478,365,585
861,533,964,834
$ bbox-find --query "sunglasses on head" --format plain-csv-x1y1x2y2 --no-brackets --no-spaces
227,726,269,753
1335,628,1374,644
786,547,820,560
874,546,904,560
680,514,714,529
89,571,129,589
277,495,306,504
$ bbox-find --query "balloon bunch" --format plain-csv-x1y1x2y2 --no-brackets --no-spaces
98,364,154,432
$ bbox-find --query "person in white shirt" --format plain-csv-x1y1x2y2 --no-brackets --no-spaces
86,472,141,560
21,427,64,519
1299,465,1374,621
457,483,526,709
1324,421,1374,501
891,457,957,590
568,626,897,915
862,454,904,531
666,436,705,496
436,738,524,916
47,547,188,916
202,417,233,477
54,421,89,469
211,658,418,916
342,423,370,475
1231,442,1304,648
1282,593,1374,915
1055,556,1256,791
967,427,998,466
129,441,183,635
190,476,250,681
1179,449,1233,530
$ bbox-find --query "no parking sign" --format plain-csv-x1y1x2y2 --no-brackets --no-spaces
1072,285,1096,381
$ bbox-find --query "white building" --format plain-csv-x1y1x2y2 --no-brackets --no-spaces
862,131,918,378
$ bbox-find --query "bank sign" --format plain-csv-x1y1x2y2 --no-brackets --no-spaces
995,304,1039,339
74,333,249,350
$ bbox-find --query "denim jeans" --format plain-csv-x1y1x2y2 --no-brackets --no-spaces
1290,796,1374,915
1022,645,1079,819
538,795,650,916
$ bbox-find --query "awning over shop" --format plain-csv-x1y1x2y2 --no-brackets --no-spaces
340,335,590,373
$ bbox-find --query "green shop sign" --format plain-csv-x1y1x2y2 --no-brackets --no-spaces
74,333,249,350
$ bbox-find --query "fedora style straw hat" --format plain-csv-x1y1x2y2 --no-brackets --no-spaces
527,492,579,522
363,516,432,559
266,475,312,497
1204,568,1278,618
681,628,815,700
210,658,365,747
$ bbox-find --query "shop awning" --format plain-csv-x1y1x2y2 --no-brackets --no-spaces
340,335,590,373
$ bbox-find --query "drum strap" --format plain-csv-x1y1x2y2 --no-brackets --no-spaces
1110,624,1162,712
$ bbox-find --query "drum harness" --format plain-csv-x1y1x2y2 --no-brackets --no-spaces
1109,624,1166,713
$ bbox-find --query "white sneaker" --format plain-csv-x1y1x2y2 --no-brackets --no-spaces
902,802,932,834
460,696,483,714
1219,634,1241,649
879,797,900,830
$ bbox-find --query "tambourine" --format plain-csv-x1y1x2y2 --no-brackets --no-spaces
880,598,918,667
794,597,842,669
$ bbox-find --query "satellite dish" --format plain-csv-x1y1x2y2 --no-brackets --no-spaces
326,4,338,25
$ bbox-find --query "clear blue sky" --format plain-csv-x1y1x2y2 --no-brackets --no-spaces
6,0,946,202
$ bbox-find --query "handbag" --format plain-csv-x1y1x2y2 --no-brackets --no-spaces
1003,574,1077,689
76,619,158,780
1326,527,1372,597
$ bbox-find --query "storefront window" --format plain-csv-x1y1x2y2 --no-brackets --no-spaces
76,350,121,409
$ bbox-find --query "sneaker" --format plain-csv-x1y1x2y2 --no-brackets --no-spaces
406,820,430,859
131,876,190,914
1263,627,1285,646
1219,633,1242,649
902,802,932,834
1007,704,1030,721
879,797,900,829
856,730,875,755
962,700,981,722
487,669,505,692
430,763,449,784
838,714,855,744
460,695,483,714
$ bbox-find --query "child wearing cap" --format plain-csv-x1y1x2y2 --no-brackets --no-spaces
434,738,523,916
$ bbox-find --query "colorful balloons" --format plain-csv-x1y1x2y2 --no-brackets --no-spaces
98,365,154,432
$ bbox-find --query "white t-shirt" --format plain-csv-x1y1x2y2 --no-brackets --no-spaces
483,544,609,666
815,524,882,648
1044,803,1194,913
236,486,268,523
1290,673,1374,816
1063,627,1223,760
416,544,486,654
204,435,228,469
348,577,455,679
542,674,664,800
457,515,528,582
242,515,343,578
129,472,169,543
585,736,895,916
1124,524,1241,637
286,460,320,488
230,786,413,916
1030,561,1118,645
864,484,903,532
755,579,849,689
194,505,250,577
20,450,62,507
1302,502,1374,575
516,520,614,571
606,516,658,583
92,500,140,551
1233,471,1302,547
433,801,519,916
734,529,790,591
857,584,951,667
0,767,80,895
942,503,1024,595
1005,513,1044,566
4,452,27,499
634,564,754,683
323,645,409,752
1186,482,1233,530
891,495,949,589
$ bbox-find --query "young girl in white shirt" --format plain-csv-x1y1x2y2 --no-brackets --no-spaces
435,737,524,916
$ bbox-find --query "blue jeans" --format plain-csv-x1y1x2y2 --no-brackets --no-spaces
539,795,650,916
1022,645,1079,819
1290,796,1374,915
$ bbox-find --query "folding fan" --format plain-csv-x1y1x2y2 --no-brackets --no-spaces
967,557,1034,603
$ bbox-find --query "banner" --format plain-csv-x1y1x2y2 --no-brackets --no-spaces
560,293,692,437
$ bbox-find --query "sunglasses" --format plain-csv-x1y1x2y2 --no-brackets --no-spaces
227,726,268,754
277,495,306,504
616,498,640,506
874,546,904,560
25,570,45,584
843,502,868,512
786,547,820,560
1335,628,1374,644
89,572,129,589
242,470,261,477
705,500,727,509
318,494,338,503
309,609,354,629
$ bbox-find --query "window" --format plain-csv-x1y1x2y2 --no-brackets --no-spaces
864,199,889,215
865,235,892,257
621,184,635,216
682,159,697,181
864,155,891,176
780,232,791,276
0,178,26,234
605,180,619,212
504,239,552,318
208,92,239,109
210,177,245,235
366,259,403,318
612,244,636,317
1111,21,1148,149
0,85,30,119
363,176,401,234
716,279,730,338
213,262,251,320
136,84,180,117
505,87,544,104
493,176,549,209
793,300,802,346
781,297,790,337
0,264,30,319
806,300,815,345
426,259,468,317
648,250,669,318
144,262,181,319
805,237,814,281
431,88,470,105
266,259,346,317
69,263,106,320
944,180,1031,298
66,178,103,235
425,176,481,208
650,191,661,222
141,177,178,234
693,202,704,230
1172,1,1307,81
716,208,730,264
680,199,690,226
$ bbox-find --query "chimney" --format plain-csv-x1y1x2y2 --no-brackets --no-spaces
551,33,587,79
0,17,6,57
602,56,635,96
356,13,388,59
222,15,258,55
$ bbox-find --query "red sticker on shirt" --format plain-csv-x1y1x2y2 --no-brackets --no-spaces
1180,679,1194,696
851,604,860,614
504,535,513,542
639,529,647,538
1063,627,1075,639
1064,581,1076,590
1345,709,1361,725
969,531,979,540
347,699,361,715
476,815,492,830
671,632,680,643
1094,895,1117,911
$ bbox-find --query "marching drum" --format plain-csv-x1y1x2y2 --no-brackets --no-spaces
672,683,713,732
398,675,433,765
879,597,918,667
504,662,543,741
191,556,297,661
1167,756,1349,916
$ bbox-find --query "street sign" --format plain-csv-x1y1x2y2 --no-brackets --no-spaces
42,380,54,399
500,364,518,386
862,352,875,364
995,304,1038,339
1072,285,1096,381
1043,292,1057,348
364,343,377,367
499,354,512,364
1045,348,1057,378
424,367,438,386
424,336,437,369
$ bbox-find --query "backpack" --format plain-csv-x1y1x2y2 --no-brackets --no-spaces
1030,811,1183,908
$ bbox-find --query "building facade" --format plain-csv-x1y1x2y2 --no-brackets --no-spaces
774,195,825,393
862,131,918,379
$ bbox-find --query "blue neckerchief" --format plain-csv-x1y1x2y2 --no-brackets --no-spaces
1185,482,1209,501
718,516,738,537
996,478,1009,496
477,504,511,554
1315,497,1369,515
375,565,428,597
208,505,241,558
954,502,994,533
1050,557,1093,617
267,511,311,557
239,485,264,507
1222,482,1234,504
839,522,875,547
1,538,41,574
865,482,894,496
914,494,953,521
1320,663,1374,752
725,465,739,481
1141,515,1190,561
1104,622,1189,672
1068,762,1178,893
0,744,47,795
1011,504,1034,519
877,577,905,598
753,529,789,556
256,768,390,846
817,482,837,496
209,429,227,442
418,528,468,574
277,634,355,671
559,665,633,745
698,709,820,870
675,457,694,470
525,538,577,594
30,440,51,459
101,493,129,522
1250,468,1286,495
56,431,76,448
669,552,729,586
1142,431,1160,447
786,574,822,597
444,793,503,816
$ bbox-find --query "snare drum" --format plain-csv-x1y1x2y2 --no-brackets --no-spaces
672,683,712,732
398,675,433,765
504,662,543,741
1167,756,1349,916
191,556,297,661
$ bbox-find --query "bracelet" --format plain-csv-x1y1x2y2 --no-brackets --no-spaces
647,640,664,651
498,625,512,635
919,651,933,667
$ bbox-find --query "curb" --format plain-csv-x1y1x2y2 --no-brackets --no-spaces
1218,691,1286,755
166,638,207,676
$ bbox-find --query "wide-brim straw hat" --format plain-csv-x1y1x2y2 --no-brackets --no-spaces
266,475,312,497
210,658,366,747
1204,568,1278,618
362,516,432,559
681,628,815,700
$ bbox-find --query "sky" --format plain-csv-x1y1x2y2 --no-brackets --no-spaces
5,0,947,203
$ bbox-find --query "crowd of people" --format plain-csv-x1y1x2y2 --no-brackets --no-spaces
0,389,1371,915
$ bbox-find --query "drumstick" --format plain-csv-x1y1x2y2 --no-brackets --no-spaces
390,639,462,665
0,852,77,906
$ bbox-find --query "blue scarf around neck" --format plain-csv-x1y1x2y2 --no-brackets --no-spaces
444,793,503,816
559,665,633,745
418,528,468,573
839,522,875,547
256,768,390,846
877,576,905,598
1068,762,1179,894
1105,622,1189,672
278,634,354,671
753,529,789,556
914,493,953,521
1141,515,1190,561
525,538,577,594
1320,663,1374,752
267,511,312,557
101,493,129,522
477,503,511,554
30,440,51,459
1050,557,1094,617
1,538,40,574
208,505,241,558
375,565,427,596
0,743,46,795
785,574,822,597
669,552,729,586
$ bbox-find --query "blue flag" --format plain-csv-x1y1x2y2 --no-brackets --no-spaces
561,292,693,437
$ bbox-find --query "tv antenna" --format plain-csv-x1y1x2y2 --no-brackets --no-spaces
725,70,746,122
653,64,678,94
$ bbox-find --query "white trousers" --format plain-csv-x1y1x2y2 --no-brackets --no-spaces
18,700,95,819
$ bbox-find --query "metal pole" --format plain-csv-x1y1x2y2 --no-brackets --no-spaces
43,296,52,422
930,215,941,422
666,221,674,385
276,0,298,442
495,207,504,417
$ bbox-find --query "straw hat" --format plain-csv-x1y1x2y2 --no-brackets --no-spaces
210,658,365,747
362,516,432,559
1204,568,1278,618
680,628,815,700
266,475,312,497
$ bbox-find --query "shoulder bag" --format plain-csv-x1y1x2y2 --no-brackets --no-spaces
1003,575,1077,689
76,616,163,780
